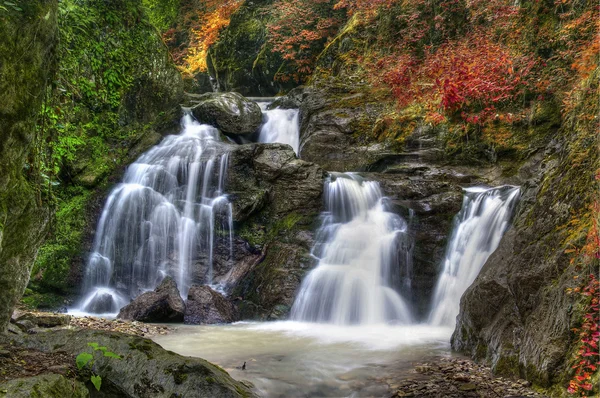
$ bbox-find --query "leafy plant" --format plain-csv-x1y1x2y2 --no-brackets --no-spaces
75,342,122,391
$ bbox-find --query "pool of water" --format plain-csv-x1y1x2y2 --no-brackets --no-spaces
153,322,455,397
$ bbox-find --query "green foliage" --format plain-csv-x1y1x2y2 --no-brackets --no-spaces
142,0,180,32
26,0,181,307
30,187,91,292
76,342,122,392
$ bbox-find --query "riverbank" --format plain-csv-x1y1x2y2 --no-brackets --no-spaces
8,309,173,337
389,357,544,397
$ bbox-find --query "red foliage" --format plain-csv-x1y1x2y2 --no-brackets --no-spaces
266,0,345,82
568,274,600,396
379,33,535,122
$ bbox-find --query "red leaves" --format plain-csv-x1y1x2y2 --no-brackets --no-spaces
568,273,600,396
266,0,345,82
377,32,533,123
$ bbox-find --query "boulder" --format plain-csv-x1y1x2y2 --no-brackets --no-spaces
190,92,262,135
118,277,185,323
184,285,236,324
1,374,89,398
4,329,255,398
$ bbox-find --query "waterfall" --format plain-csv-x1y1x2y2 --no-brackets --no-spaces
257,101,300,155
78,114,234,314
428,185,520,326
291,173,413,325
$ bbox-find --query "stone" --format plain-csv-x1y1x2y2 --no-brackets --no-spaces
0,374,89,398
458,383,477,391
190,92,262,135
118,277,185,323
85,291,118,314
15,320,36,333
15,313,71,328
223,143,324,320
6,329,255,397
184,285,236,324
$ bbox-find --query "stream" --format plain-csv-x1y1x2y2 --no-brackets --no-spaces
153,322,455,397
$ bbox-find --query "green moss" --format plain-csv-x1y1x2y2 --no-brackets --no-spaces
128,340,155,360
493,354,520,378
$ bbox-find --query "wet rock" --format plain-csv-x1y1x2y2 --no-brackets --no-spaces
84,291,115,314
118,277,185,323
225,144,324,320
5,329,255,398
189,92,262,135
185,285,236,324
15,319,36,333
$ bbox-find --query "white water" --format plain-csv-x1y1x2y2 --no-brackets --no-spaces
291,173,413,324
257,101,300,155
428,185,521,326
154,322,454,398
78,115,234,314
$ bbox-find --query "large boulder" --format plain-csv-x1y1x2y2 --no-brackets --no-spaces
3,329,256,397
190,92,262,135
184,285,236,324
118,277,185,323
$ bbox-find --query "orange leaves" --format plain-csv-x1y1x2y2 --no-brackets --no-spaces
180,0,242,76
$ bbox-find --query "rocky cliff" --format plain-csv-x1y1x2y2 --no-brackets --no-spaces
0,0,58,332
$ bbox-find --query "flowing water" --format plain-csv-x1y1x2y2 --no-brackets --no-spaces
428,185,521,326
77,114,234,315
153,322,454,398
256,100,300,155
291,173,413,324
74,96,522,396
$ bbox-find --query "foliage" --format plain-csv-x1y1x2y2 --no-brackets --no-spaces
166,0,243,76
30,188,91,292
266,0,346,82
28,0,180,306
76,342,122,391
142,0,180,32
567,273,600,396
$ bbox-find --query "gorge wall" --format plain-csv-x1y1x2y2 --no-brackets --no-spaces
0,0,58,332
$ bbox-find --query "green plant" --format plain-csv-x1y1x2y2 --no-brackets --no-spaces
76,342,122,391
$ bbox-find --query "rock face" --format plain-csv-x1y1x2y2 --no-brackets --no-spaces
118,277,185,323
185,285,236,324
190,92,262,135
0,1,57,332
4,329,256,397
225,143,325,319
452,78,599,388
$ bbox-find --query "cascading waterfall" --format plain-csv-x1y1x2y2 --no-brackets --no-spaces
291,173,413,325
256,101,300,155
428,185,520,326
79,114,234,314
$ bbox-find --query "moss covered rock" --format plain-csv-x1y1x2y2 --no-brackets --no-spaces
190,92,262,135
0,374,89,398
0,0,58,332
7,329,256,397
